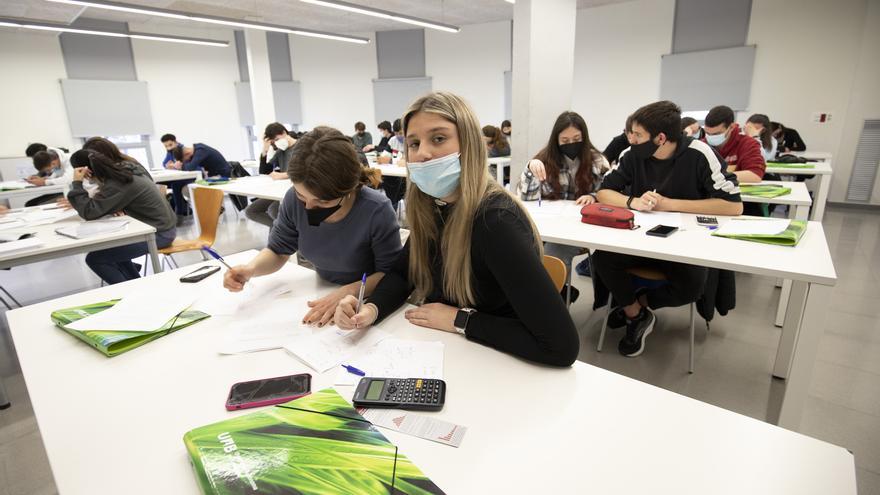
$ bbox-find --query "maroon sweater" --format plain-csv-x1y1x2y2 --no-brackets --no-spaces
707,123,766,180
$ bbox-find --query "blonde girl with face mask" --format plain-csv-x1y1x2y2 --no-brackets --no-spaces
334,92,579,366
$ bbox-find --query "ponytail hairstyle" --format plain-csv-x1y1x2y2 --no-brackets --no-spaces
287,126,376,199
403,91,542,307
70,149,133,184
746,113,773,152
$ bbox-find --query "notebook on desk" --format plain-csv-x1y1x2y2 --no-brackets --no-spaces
55,218,129,239
183,388,445,495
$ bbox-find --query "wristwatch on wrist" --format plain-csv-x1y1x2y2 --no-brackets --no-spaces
453,308,476,335
626,196,634,209
524,169,533,179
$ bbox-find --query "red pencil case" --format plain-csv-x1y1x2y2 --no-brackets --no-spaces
580,203,636,229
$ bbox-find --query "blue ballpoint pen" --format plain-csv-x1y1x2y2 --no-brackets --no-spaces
342,364,366,376
201,246,232,270
355,273,367,313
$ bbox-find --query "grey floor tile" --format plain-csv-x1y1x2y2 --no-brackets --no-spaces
800,396,880,473
825,311,880,345
817,332,880,376
857,468,880,495
810,361,880,417
2,430,55,495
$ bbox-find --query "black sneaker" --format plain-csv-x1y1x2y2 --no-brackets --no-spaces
618,308,656,357
607,288,648,329
560,285,580,304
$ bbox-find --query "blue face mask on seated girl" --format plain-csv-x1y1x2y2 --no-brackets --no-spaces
407,152,461,199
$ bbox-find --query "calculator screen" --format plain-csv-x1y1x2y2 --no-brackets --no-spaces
365,380,385,400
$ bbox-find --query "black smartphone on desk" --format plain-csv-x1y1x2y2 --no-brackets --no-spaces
180,265,221,283
646,225,678,237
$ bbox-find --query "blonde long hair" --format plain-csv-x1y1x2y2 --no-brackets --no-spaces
403,91,542,307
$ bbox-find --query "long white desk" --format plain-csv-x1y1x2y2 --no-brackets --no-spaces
6,254,855,494
191,175,291,201
788,150,832,161
148,169,201,183
526,202,836,430
0,215,161,274
0,184,65,208
766,160,833,222
741,180,812,220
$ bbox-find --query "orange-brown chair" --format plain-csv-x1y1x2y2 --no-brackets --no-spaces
159,186,224,268
542,255,567,293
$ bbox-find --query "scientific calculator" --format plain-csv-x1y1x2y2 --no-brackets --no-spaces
353,377,446,411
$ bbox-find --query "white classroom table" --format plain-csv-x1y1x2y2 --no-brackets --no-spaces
0,215,161,274
488,156,511,184
6,253,855,494
766,160,833,222
148,169,201,183
788,150,832,161
372,164,408,178
0,184,65,208
741,180,812,220
525,202,836,430
191,175,291,201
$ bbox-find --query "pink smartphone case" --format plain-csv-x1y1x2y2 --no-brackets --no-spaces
225,374,311,411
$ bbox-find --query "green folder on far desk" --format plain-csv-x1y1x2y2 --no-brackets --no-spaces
50,299,210,356
766,162,816,169
739,184,792,198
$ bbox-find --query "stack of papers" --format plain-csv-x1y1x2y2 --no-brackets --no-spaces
191,277,292,316
0,181,32,191
55,219,129,239
334,339,445,386
66,293,197,332
0,236,42,255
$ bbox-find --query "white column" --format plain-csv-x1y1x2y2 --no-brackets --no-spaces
509,0,577,186
244,29,276,129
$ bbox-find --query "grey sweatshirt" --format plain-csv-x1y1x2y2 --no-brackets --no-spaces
67,161,177,232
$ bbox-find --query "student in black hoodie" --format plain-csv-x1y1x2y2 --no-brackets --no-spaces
593,101,742,358
67,150,177,284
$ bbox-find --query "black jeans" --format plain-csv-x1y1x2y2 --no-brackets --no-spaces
168,179,194,216
86,228,176,285
592,250,707,310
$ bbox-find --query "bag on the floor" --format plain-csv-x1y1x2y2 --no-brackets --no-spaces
580,203,635,229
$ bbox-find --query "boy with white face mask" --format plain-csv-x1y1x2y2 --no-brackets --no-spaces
246,122,297,227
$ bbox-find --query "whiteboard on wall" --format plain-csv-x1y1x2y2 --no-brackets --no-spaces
373,77,433,123
60,79,154,137
660,45,756,111
272,81,303,126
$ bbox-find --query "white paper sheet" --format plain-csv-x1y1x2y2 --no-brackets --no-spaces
633,211,683,230
0,219,26,232
0,181,31,190
0,237,42,255
284,327,390,373
334,339,444,386
522,200,570,217
358,408,467,448
191,277,292,316
21,209,78,226
55,219,129,239
218,318,312,354
715,219,791,236
67,293,197,332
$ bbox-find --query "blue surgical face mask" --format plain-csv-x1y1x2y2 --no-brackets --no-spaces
705,131,727,147
407,152,461,199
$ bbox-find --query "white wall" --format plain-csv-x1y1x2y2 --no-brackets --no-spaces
290,33,377,136
130,25,248,165
425,20,511,129
747,0,878,204
572,0,675,151
0,31,78,159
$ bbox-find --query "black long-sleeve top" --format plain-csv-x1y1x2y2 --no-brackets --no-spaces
603,132,630,164
781,128,807,152
368,193,579,366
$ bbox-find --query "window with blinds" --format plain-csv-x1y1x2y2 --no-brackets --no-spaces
845,119,880,202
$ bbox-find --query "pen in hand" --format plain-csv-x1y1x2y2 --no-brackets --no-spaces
355,273,367,329
202,246,232,270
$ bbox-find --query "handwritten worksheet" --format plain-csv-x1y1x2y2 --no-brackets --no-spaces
284,327,390,373
334,339,445,386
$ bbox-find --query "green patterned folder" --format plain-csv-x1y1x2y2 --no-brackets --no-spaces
195,179,231,186
51,300,210,357
740,184,792,198
183,388,445,495
712,220,807,246
766,162,816,169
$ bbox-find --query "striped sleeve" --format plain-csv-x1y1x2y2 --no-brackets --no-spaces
688,139,742,200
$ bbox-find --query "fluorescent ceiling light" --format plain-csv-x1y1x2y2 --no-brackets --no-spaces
300,0,461,33
46,0,370,43
0,17,229,47
505,0,515,3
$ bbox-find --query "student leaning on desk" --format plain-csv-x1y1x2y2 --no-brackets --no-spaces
334,91,579,367
223,127,402,327
592,100,743,359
